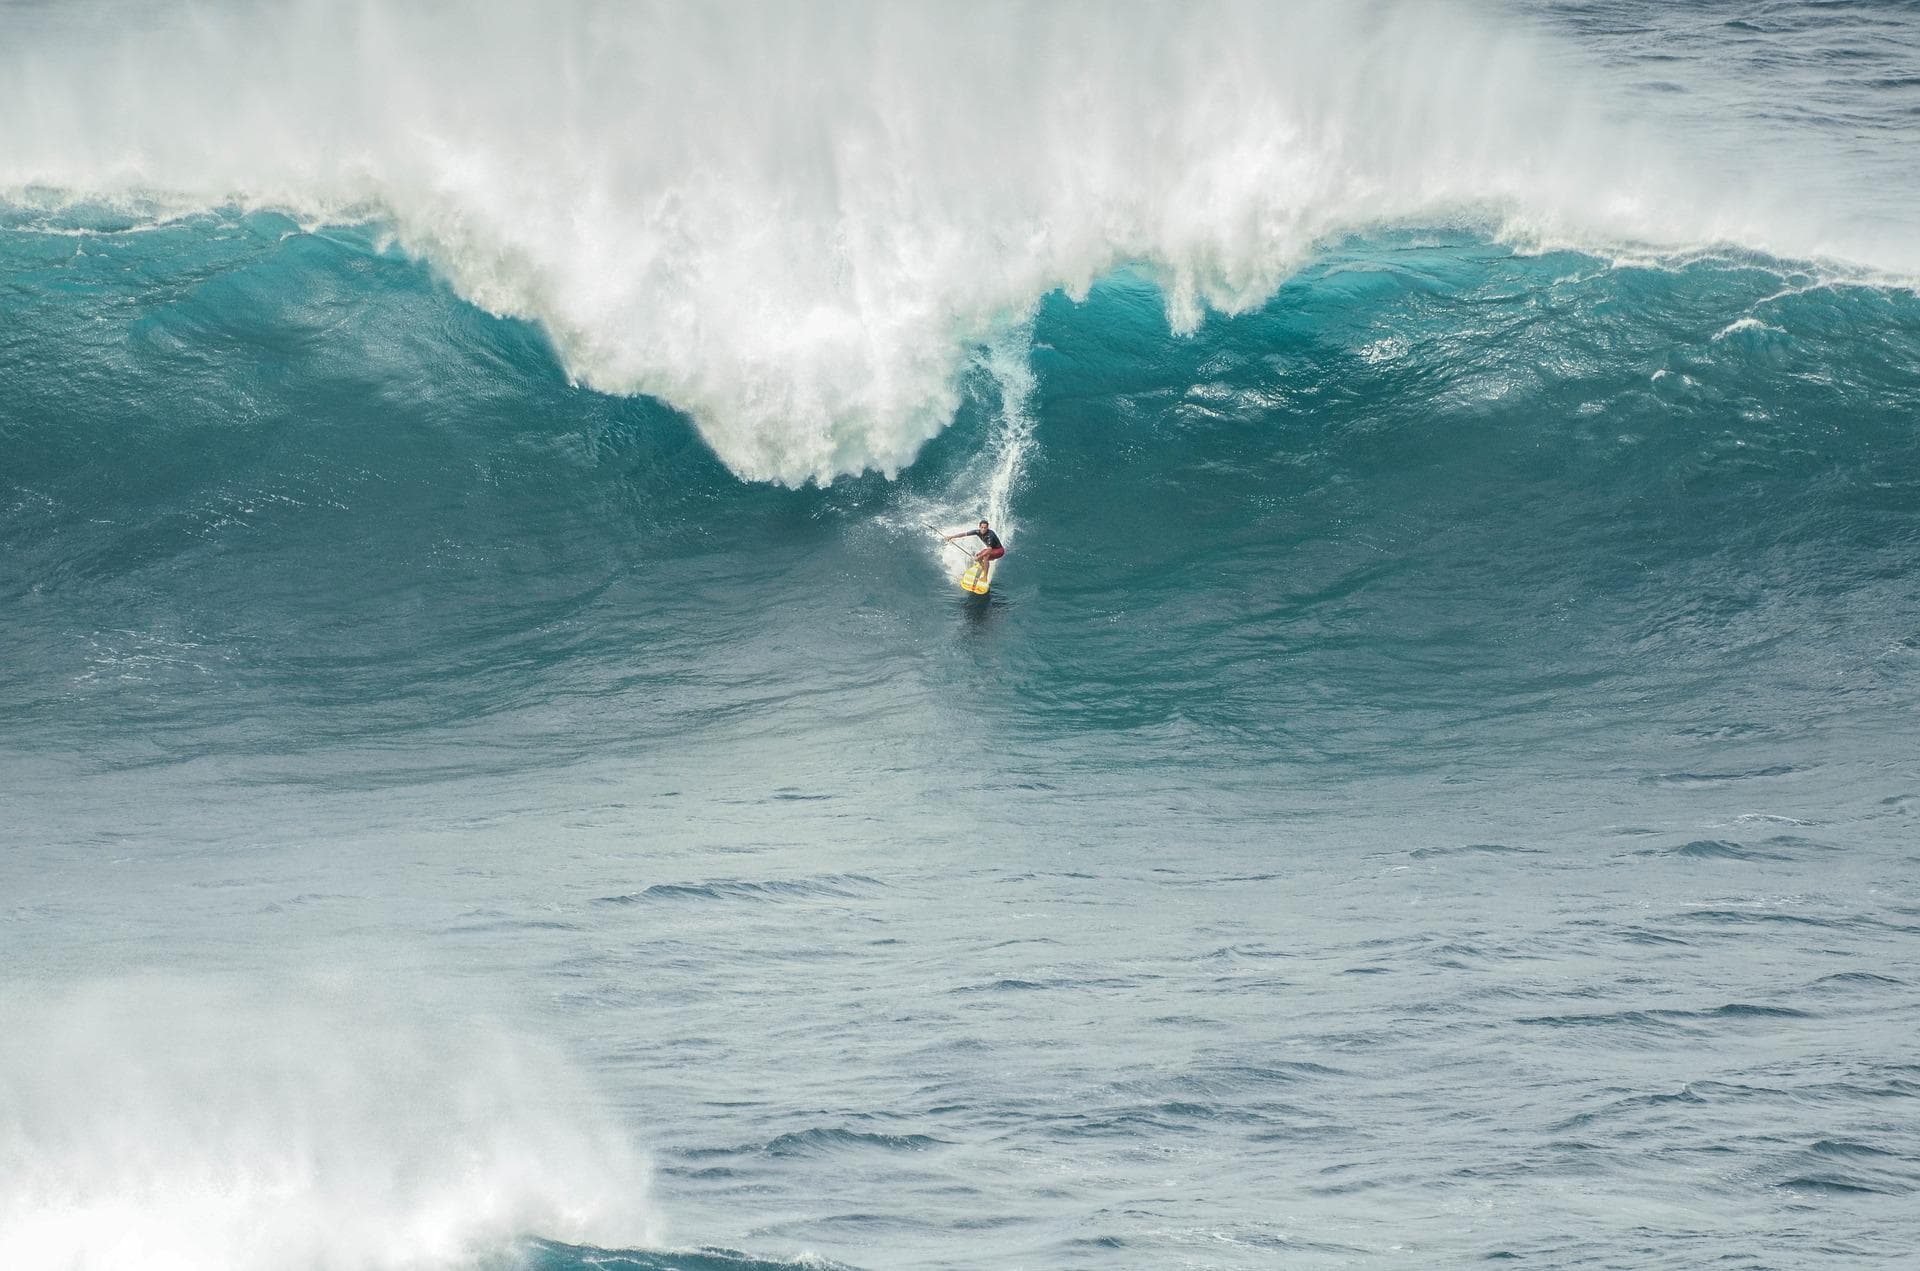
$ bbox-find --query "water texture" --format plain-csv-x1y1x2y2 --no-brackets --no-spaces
3,2,1918,1269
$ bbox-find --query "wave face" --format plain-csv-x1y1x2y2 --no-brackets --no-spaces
3,0,1916,481
3,219,1917,770
6,4,1920,1271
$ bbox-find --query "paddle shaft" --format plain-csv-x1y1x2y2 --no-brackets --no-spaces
924,522,994,563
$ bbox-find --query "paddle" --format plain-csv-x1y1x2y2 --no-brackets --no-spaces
922,521,976,559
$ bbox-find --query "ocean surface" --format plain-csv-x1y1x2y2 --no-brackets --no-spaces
4,2,1919,1268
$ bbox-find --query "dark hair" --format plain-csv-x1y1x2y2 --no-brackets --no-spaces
978,519,989,526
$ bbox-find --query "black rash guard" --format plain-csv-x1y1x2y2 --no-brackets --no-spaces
963,527,1003,550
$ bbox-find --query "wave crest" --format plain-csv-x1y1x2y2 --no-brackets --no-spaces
1,1,1906,481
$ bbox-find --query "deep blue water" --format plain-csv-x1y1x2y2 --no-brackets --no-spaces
5,3,1920,1269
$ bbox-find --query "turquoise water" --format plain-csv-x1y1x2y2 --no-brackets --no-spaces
5,3,1920,1268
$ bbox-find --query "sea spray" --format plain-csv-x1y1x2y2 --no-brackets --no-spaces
7,0,1899,484
979,326,1038,540
0,977,656,1271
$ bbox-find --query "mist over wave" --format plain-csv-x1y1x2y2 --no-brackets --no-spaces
0,978,655,1271
4,0,1906,482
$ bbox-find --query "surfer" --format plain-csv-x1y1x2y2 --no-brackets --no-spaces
946,520,1006,570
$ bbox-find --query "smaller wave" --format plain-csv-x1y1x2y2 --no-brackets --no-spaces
1632,838,1795,861
1180,1061,1348,1086
524,1238,858,1271
1407,842,1544,860
1807,971,1906,990
1516,1009,1682,1031
1644,764,1801,786
1517,1003,1814,1030
761,1128,946,1158
1810,1139,1903,1160
1613,926,1694,948
1704,1003,1815,1020
1773,1175,1897,1197
591,875,879,905
955,977,1055,993
1677,909,1865,932
1548,1085,1710,1133
1711,315,1787,341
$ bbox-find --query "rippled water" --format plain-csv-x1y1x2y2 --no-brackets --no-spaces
6,2,1920,1268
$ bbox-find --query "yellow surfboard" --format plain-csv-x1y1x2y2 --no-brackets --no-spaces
959,557,995,595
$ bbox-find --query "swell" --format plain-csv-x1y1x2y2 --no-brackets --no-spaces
4,218,1918,775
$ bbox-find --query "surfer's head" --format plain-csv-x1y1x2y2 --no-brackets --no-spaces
979,520,990,530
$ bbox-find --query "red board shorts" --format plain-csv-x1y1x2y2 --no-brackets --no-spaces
981,546,1006,562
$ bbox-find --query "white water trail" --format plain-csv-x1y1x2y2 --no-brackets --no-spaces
2,1,1913,483
904,327,1036,583
980,326,1038,542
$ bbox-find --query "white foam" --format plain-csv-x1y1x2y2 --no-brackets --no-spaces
900,329,1034,583
1712,316,1785,341
975,326,1039,540
0,976,655,1271
1,1,1910,483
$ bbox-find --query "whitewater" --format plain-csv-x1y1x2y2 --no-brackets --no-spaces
3,0,1914,482
4,2,1920,1269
